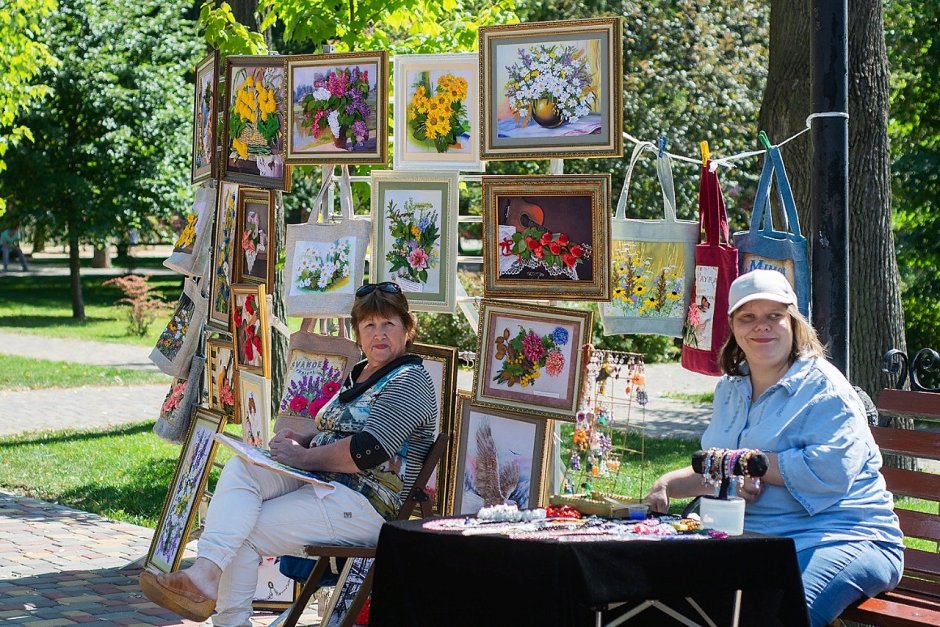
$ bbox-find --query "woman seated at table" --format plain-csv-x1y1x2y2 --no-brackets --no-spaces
645,270,903,627
140,282,437,626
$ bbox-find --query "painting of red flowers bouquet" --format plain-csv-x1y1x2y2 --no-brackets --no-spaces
232,284,270,377
287,52,387,164
278,353,346,419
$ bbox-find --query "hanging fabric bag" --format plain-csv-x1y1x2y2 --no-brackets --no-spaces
732,143,811,317
150,278,209,378
680,157,739,376
153,329,206,444
601,142,699,337
164,183,217,279
284,166,371,317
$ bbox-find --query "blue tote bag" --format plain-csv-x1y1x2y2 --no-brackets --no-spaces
732,144,810,317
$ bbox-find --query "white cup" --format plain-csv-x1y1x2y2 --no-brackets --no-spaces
699,496,745,535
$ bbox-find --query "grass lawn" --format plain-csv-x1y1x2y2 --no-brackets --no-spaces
0,354,169,390
0,272,182,346
662,391,716,404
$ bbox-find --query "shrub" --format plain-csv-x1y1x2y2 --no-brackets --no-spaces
103,274,167,337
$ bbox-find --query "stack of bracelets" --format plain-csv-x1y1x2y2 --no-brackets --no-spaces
699,447,760,487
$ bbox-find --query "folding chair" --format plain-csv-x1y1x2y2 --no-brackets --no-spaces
276,433,449,627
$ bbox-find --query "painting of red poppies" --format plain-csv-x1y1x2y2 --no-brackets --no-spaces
232,283,270,377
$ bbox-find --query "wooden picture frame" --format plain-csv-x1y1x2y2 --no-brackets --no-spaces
393,53,483,172
472,299,591,421
252,556,301,612
479,17,623,160
192,51,219,183
231,283,270,377
370,170,459,312
221,56,289,190
234,187,275,291
237,370,271,449
206,336,237,417
286,51,388,165
207,181,240,331
412,342,458,515
482,174,611,301
145,408,227,573
448,392,550,515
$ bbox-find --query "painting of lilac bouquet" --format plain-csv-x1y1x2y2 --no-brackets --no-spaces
292,238,352,293
299,66,372,150
279,356,344,419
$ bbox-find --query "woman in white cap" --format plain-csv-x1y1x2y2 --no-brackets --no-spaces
645,269,903,626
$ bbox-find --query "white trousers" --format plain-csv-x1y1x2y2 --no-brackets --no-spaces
198,457,385,627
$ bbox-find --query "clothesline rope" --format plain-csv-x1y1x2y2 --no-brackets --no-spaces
623,111,849,171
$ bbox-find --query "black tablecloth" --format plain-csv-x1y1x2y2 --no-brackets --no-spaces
370,518,809,627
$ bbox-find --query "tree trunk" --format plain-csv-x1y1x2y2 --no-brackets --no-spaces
68,228,85,320
31,225,46,254
92,245,111,268
760,0,905,396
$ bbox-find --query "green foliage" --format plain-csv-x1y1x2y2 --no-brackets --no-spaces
199,0,268,56
0,354,168,391
0,0,58,214
102,274,168,337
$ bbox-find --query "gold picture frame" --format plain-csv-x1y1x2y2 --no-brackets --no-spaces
231,283,271,378
234,187,276,292
412,342,459,515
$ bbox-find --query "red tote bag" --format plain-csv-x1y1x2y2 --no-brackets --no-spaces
680,161,738,376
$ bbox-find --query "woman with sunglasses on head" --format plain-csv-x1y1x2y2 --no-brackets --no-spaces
645,270,903,627
141,282,437,626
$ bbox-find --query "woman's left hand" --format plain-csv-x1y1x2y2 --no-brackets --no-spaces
738,477,764,503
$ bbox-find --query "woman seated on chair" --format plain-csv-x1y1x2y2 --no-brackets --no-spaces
140,283,437,625
644,270,904,627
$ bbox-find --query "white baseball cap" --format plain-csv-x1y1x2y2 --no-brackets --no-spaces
727,269,797,314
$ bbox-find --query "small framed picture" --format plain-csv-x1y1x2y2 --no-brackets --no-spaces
472,299,592,421
370,170,459,312
208,181,240,331
221,56,289,190
393,53,483,171
237,370,271,449
479,17,623,160
412,342,458,515
206,337,237,417
192,51,219,183
252,556,300,612
234,188,275,291
286,51,388,165
482,174,611,301
448,392,550,515
145,408,227,573
232,283,270,377
320,557,375,627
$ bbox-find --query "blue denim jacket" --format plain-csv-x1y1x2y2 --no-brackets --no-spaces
701,356,904,552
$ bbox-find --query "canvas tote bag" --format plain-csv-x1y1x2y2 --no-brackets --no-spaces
732,144,811,317
150,277,209,378
164,183,217,278
601,142,698,337
153,329,206,444
285,166,371,318
680,160,739,376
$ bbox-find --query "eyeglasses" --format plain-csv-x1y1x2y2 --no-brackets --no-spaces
355,282,403,298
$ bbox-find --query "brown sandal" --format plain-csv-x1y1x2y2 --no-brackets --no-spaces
139,569,216,622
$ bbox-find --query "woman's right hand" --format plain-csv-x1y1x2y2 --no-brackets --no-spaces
644,480,670,514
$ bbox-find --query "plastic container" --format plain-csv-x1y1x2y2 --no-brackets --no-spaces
699,496,745,535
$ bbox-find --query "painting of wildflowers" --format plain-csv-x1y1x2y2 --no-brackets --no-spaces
278,351,345,419
286,52,387,164
208,182,239,330
473,300,591,420
287,237,354,296
480,18,622,160
191,52,218,183
605,240,686,320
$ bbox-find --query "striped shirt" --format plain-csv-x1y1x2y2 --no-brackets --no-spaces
311,356,437,520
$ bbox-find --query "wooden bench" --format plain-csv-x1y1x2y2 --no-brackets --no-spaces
840,388,940,626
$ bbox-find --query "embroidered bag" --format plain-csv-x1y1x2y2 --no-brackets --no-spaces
153,332,206,444
164,183,217,279
284,166,371,317
732,143,810,317
680,160,739,376
150,278,209,378
601,142,698,337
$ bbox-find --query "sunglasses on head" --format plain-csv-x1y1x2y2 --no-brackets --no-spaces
355,282,403,298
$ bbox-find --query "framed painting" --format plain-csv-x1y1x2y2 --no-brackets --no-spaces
221,56,289,190
320,557,375,627
237,370,271,449
145,408,227,573
252,556,300,612
208,181,239,331
472,299,591,421
482,174,611,301
393,53,483,172
192,51,219,183
479,17,623,160
206,336,237,417
412,342,458,515
232,283,270,377
234,187,275,291
370,170,459,312
448,392,550,515
286,51,388,165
